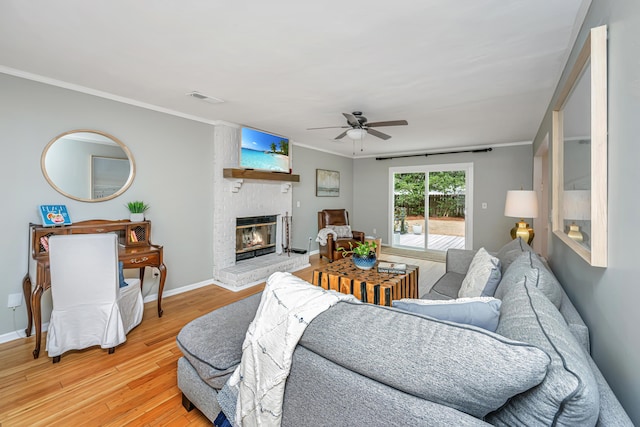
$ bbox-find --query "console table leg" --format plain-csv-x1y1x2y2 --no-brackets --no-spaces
31,285,43,359
157,264,166,317
22,274,33,337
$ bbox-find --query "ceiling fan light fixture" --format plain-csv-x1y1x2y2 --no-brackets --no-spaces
346,128,367,140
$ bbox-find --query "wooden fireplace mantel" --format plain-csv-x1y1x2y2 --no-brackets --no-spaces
223,168,300,182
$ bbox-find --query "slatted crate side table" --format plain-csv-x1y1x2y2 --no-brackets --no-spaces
311,257,419,306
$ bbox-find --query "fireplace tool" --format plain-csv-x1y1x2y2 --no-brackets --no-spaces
281,212,292,256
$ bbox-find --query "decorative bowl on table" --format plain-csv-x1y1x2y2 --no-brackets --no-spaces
352,253,377,270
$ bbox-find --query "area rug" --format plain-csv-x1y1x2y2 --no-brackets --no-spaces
380,245,446,263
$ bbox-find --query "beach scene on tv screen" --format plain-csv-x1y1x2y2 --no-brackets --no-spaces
241,128,289,172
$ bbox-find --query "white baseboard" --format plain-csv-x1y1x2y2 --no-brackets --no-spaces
141,279,213,303
0,330,27,344
0,321,50,345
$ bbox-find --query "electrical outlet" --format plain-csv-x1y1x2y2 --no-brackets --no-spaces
8,293,22,308
481,202,488,209
152,268,160,278
373,228,377,235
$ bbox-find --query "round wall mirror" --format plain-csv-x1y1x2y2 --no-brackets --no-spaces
41,129,136,202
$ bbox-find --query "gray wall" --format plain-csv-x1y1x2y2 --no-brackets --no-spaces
532,0,640,422
290,145,354,252
0,73,214,338
352,145,533,251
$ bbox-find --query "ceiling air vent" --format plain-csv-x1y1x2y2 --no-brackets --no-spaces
186,91,225,104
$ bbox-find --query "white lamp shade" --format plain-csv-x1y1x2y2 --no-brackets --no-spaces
346,128,367,140
504,190,538,218
563,190,591,220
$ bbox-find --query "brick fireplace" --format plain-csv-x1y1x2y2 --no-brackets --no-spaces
211,123,309,290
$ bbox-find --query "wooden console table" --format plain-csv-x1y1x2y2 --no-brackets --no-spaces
22,219,167,359
311,258,419,306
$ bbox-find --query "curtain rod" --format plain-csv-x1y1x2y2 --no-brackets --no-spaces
375,147,492,161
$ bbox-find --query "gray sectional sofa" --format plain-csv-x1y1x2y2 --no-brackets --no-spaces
176,238,632,425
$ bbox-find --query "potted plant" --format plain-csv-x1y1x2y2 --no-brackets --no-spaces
337,240,378,270
126,201,149,222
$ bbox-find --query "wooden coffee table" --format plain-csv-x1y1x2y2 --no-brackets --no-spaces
311,257,419,306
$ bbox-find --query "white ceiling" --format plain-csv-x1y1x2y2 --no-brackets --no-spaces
0,0,590,158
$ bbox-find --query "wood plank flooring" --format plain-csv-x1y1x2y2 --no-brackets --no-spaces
0,254,443,426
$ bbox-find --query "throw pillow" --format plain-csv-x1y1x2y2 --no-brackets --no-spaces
458,247,501,298
118,261,127,288
486,278,599,426
392,297,502,331
495,237,533,274
327,225,353,238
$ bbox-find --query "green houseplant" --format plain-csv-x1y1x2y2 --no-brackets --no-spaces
337,240,378,270
126,201,149,222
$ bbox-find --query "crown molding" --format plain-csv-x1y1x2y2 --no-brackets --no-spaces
0,66,218,125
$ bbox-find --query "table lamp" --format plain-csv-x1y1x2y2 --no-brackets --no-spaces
563,190,591,242
504,190,538,245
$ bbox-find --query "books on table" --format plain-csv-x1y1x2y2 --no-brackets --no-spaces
377,262,407,274
39,205,72,227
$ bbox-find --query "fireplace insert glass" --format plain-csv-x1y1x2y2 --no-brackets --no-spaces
236,215,277,261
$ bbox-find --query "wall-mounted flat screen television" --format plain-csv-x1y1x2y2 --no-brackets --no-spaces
240,127,290,173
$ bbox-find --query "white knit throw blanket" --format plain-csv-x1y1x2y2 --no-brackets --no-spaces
315,227,337,246
227,272,356,426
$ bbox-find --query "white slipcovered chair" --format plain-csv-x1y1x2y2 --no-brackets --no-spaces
46,233,144,363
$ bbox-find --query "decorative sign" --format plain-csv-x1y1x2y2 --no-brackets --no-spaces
39,205,72,227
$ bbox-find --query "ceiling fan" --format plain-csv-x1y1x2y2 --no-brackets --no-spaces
307,111,408,141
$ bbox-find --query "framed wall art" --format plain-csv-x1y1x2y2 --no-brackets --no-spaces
316,169,339,197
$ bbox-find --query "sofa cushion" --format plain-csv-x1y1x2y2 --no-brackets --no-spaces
495,237,532,274
495,251,563,308
282,345,492,426
392,297,502,331
426,272,465,299
176,292,262,389
458,248,502,298
558,290,591,353
486,278,599,426
299,301,550,419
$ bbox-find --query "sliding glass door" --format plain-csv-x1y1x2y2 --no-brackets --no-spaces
390,163,473,252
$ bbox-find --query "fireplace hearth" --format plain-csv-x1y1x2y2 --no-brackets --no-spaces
236,215,277,262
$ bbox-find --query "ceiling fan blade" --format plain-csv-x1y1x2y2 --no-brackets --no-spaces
366,120,408,128
334,130,349,140
366,128,392,140
342,112,361,127
307,125,350,130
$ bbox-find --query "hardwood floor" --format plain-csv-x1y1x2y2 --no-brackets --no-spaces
0,254,443,426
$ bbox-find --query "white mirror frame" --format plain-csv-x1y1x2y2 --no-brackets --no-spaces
552,25,607,267
41,129,136,203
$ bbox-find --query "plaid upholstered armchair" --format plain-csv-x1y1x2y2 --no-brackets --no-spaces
317,209,365,262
